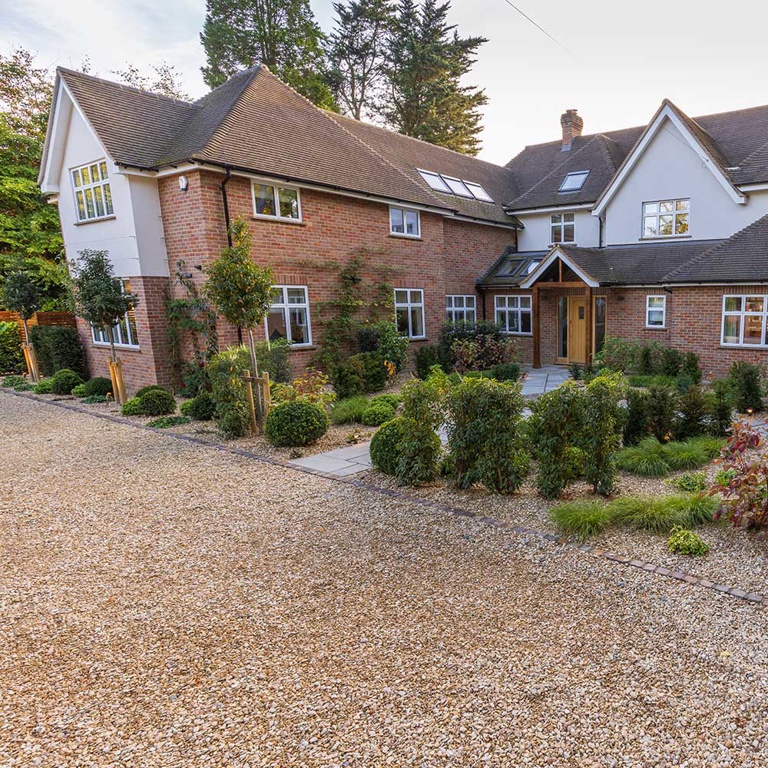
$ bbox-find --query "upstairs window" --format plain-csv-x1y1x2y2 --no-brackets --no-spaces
390,206,420,237
551,212,575,243
418,169,452,193
252,182,301,221
643,199,689,237
446,295,476,324
558,171,589,193
72,160,113,222
92,280,138,347
267,286,311,346
441,176,474,198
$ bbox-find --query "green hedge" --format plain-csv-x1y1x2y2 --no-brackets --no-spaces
30,326,87,378
0,322,24,374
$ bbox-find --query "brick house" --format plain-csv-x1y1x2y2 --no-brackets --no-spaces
39,68,768,391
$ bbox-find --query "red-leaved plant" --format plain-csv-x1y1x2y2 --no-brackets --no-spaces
712,418,768,530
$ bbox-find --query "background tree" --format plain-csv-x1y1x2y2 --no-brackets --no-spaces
201,0,336,108
70,250,136,401
204,217,274,382
381,0,488,155
111,62,190,100
329,0,392,120
1,270,42,380
0,49,66,308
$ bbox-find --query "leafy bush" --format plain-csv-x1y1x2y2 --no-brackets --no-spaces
254,338,292,383
274,369,335,410
568,362,582,380
83,377,113,397
0,322,24,374
713,420,768,530
415,345,441,379
370,417,410,476
593,336,639,372
2,374,26,389
361,400,396,426
661,347,682,377
139,388,176,416
82,394,107,404
71,383,88,398
674,385,709,440
727,361,764,413
647,385,678,441
710,380,734,437
180,391,216,421
682,352,702,384
444,377,529,493
330,356,366,399
371,393,400,408
209,346,252,438
50,368,85,395
626,374,676,388
30,326,86,377
121,397,145,416
550,500,615,541
147,415,191,428
33,378,53,394
265,400,329,446
667,526,710,556
616,437,671,477
493,362,521,382
136,384,171,398
352,352,388,392
623,387,651,446
357,321,409,373
451,336,518,373
668,471,707,492
330,396,370,424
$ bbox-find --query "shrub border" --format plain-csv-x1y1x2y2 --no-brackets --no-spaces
4,388,765,608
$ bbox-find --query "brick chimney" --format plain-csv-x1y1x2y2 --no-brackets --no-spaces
561,109,583,151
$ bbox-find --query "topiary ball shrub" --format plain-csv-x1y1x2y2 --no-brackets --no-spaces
83,377,113,397
370,416,409,476
139,388,177,416
265,400,330,447
50,368,85,395
180,392,216,421
136,384,171,399
361,400,396,426
121,397,145,416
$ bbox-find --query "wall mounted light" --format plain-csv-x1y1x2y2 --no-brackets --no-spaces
179,175,189,193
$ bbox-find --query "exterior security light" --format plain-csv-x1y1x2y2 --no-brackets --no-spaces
179,175,189,192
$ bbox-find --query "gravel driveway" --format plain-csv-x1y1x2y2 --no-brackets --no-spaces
1,391,767,767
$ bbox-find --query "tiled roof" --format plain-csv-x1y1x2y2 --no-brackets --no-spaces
57,66,521,226
477,248,548,287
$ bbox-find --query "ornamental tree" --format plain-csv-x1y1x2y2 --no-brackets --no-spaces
70,249,137,365
204,217,274,379
1,270,41,344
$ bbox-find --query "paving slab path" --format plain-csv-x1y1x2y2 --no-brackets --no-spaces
2,391,766,767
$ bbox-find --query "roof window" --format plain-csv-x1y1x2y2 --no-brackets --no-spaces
418,169,452,193
417,169,495,203
559,171,589,193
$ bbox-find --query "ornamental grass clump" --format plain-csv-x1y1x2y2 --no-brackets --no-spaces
613,493,716,533
330,396,370,424
616,437,671,477
663,440,709,471
360,400,396,426
550,500,616,541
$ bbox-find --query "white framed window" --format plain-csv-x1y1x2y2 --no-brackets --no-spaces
390,206,420,237
722,295,768,347
559,171,589,193
646,295,667,328
266,286,312,346
495,295,532,335
446,295,476,324
92,280,138,348
252,182,301,221
643,199,689,237
395,289,425,339
551,212,575,244
416,169,495,203
72,160,114,222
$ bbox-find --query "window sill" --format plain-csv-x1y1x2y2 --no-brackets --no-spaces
288,344,315,350
407,336,428,342
389,233,422,241
92,342,141,351
503,332,533,337
550,242,577,247
720,343,768,349
639,235,691,241
645,325,668,330
252,215,305,226
74,215,116,226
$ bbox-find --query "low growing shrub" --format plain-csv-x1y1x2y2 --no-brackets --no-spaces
121,397,145,416
550,500,615,541
82,394,107,404
351,352,387,393
664,440,709,471
727,361,764,413
361,400,396,426
2,374,27,390
667,526,710,556
626,374,676,389
593,336,639,372
668,471,707,492
71,383,88,397
616,437,670,477
370,416,409,476
330,396,370,424
139,388,177,416
371,393,400,408
180,392,216,421
492,362,521,382
33,378,53,394
136,384,171,398
50,368,85,395
616,493,716,532
147,415,191,428
331,357,366,399
82,377,113,397
265,400,329,446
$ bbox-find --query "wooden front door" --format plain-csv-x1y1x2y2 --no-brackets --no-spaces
568,297,587,364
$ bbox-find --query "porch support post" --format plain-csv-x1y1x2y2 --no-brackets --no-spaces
585,286,593,365
533,285,541,369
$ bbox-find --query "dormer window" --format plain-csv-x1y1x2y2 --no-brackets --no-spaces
558,171,589,193
72,160,113,222
643,199,689,237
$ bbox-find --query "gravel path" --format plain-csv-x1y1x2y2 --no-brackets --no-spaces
1,391,767,767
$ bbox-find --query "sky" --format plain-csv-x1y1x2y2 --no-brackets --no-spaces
3,0,768,165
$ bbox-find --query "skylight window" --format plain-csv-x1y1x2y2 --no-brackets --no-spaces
464,182,494,203
442,176,474,198
559,171,589,193
418,169,452,193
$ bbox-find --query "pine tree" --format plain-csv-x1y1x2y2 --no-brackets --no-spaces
201,0,336,109
382,0,488,155
329,0,393,120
